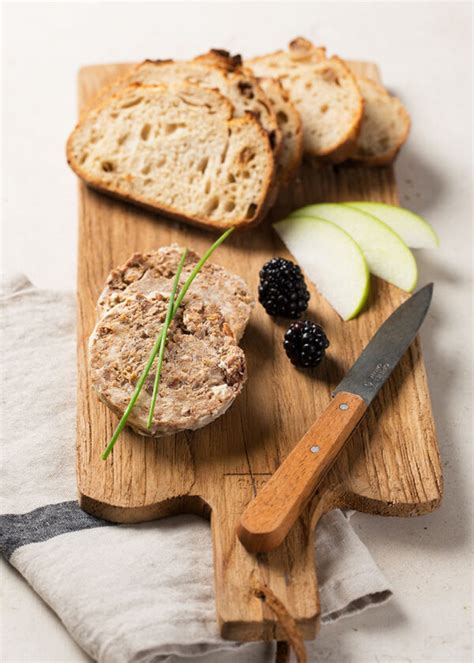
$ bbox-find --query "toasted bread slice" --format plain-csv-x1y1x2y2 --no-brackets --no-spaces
248,37,364,163
351,76,410,165
67,84,275,231
257,77,303,184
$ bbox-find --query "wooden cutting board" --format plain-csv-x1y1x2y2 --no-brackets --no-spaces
76,61,442,641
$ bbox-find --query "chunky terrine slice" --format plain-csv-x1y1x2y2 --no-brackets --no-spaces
89,290,246,437
97,244,254,342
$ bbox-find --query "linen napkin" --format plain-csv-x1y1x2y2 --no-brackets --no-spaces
0,275,392,663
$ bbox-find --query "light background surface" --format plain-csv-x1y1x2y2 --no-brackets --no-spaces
1,1,473,662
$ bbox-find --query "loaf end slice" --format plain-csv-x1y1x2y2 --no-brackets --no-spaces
351,76,411,165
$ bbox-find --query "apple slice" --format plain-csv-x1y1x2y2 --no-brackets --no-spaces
290,203,418,292
274,216,370,320
345,201,439,249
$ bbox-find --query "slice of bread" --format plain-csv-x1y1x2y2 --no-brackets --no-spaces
257,77,303,184
67,84,275,231
248,37,364,163
351,76,411,165
84,56,281,155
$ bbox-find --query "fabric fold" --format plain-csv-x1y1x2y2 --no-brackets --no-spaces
0,276,392,662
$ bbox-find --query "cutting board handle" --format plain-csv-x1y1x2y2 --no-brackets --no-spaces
237,392,367,553
211,500,321,641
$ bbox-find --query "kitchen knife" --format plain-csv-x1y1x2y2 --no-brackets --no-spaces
237,283,433,553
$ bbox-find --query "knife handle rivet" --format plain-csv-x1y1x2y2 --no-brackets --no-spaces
310,445,320,454
339,403,349,411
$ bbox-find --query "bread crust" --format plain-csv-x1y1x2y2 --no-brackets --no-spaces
288,36,327,62
193,49,243,72
67,83,276,232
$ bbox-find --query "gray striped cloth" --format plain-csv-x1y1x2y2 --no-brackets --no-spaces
0,275,392,663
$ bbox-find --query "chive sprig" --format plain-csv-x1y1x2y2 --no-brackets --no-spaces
146,248,188,429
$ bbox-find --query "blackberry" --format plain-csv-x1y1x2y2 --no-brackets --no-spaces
284,320,329,368
258,257,310,318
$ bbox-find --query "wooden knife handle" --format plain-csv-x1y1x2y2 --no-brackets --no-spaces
237,392,367,553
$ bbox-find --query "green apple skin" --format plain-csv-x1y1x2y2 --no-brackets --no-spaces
345,201,439,249
290,203,418,292
274,216,370,321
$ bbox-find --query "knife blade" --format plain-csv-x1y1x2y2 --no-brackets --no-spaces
237,284,433,553
334,282,433,404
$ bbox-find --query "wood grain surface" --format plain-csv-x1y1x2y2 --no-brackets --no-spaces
75,61,442,641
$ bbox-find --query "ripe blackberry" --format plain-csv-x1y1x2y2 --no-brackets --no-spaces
258,257,310,318
284,320,329,368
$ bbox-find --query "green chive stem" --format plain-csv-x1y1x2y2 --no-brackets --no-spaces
170,227,234,312
146,249,188,429
101,227,234,460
